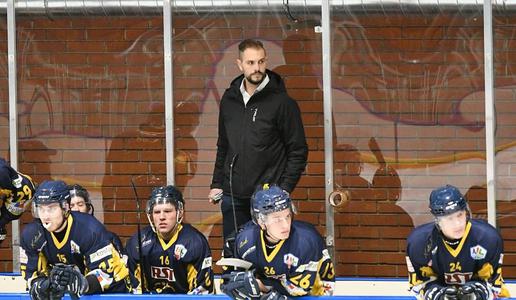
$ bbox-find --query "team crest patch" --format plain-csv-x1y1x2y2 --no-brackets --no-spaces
284,253,299,269
70,240,81,254
174,244,187,260
470,245,487,260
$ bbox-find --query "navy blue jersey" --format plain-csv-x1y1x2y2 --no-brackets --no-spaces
406,219,509,298
235,221,335,296
20,212,129,293
0,158,36,218
125,223,214,294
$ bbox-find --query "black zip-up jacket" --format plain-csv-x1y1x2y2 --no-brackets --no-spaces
211,70,308,199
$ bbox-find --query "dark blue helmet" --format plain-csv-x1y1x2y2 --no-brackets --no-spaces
251,184,292,224
31,180,71,218
33,180,70,205
146,185,184,215
146,185,185,229
429,185,468,217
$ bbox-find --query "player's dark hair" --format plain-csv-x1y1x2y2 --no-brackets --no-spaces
68,184,94,215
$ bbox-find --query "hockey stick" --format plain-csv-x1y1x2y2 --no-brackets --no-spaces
229,154,239,256
130,177,147,293
216,257,252,270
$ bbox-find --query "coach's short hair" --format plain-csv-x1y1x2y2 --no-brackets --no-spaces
238,39,265,55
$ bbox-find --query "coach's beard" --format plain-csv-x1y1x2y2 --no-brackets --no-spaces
246,71,265,85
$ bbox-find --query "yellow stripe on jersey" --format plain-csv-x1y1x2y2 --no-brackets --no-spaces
158,224,183,251
37,252,49,275
50,214,73,250
477,262,494,280
134,264,143,294
311,257,328,296
443,222,471,258
110,245,129,282
420,266,437,278
187,264,198,292
260,230,285,263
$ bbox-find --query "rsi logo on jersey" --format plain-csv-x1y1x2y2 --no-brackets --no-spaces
151,266,176,282
444,272,473,284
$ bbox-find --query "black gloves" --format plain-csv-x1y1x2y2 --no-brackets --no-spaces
29,276,64,300
424,282,491,300
459,282,490,300
221,270,261,300
260,290,289,300
50,263,88,298
424,285,459,300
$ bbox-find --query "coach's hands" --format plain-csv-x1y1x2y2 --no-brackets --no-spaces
30,276,64,300
50,263,88,299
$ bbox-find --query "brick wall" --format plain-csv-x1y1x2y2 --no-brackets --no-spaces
0,12,514,279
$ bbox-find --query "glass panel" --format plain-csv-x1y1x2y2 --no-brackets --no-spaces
0,12,6,159
0,10,10,270
330,10,486,276
15,15,166,256
494,16,516,276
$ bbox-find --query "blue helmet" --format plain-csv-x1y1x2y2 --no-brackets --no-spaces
146,185,184,214
251,184,292,224
32,180,71,218
429,185,468,217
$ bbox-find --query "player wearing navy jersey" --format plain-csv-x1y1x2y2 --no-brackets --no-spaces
0,158,36,244
406,185,510,300
68,184,125,257
221,184,334,299
125,185,214,294
20,180,130,300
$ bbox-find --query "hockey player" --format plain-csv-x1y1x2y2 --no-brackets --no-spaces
20,180,129,300
221,184,335,299
0,158,36,244
125,185,214,294
68,183,125,259
406,185,510,300
68,184,93,214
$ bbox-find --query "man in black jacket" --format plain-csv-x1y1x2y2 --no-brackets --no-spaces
208,39,308,256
